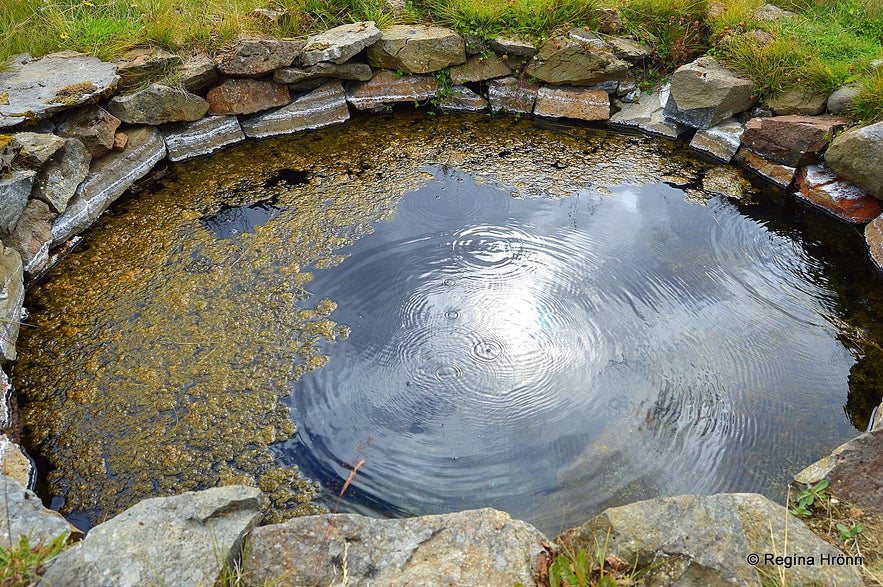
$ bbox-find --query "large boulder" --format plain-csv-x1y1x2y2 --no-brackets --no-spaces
300,21,382,66
242,80,350,139
534,86,609,121
32,137,91,213
39,485,262,587
160,115,245,162
52,126,167,245
0,474,80,545
0,51,119,128
794,163,881,223
824,121,883,199
742,115,849,166
561,493,863,586
245,508,546,587
217,39,303,77
106,83,209,125
663,57,755,129
367,25,466,74
55,105,121,158
0,244,23,363
525,35,630,86
346,70,439,110
206,78,290,115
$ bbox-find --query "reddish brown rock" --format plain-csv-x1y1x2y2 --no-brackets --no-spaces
206,79,290,115
55,105,121,158
346,70,438,110
112,132,128,151
794,164,881,223
741,115,849,167
534,86,609,121
734,147,796,188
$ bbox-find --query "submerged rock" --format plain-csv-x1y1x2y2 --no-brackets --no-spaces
300,21,382,67
367,25,466,74
242,80,350,139
794,163,881,223
160,115,245,162
0,51,119,129
246,508,545,587
52,126,167,245
39,486,262,587
561,493,863,587
663,57,755,129
825,121,883,199
0,474,79,545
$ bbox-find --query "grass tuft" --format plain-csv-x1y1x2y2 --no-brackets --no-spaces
0,532,69,587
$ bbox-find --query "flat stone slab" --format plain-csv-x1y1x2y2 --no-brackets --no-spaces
609,85,685,139
217,39,302,77
206,78,290,115
300,21,381,67
488,37,537,57
273,61,373,84
52,126,167,245
32,137,91,213
438,86,488,112
367,25,466,74
690,117,744,162
794,163,881,223
245,508,545,587
488,77,539,114
534,86,609,121
664,57,755,129
450,55,510,84
1,474,79,545
346,70,439,110
10,132,65,168
525,35,630,86
741,115,849,166
106,83,209,125
39,486,262,587
0,51,119,128
161,115,245,162
242,80,350,139
0,244,23,363
735,147,796,188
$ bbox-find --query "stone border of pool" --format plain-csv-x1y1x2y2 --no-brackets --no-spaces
1,15,882,586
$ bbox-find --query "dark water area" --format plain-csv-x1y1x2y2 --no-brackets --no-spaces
13,111,883,535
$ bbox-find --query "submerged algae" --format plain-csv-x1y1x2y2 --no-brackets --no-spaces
15,112,742,524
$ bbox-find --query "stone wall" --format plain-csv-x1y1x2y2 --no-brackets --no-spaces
2,16,883,586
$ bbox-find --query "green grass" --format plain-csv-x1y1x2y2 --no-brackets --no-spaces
0,532,69,587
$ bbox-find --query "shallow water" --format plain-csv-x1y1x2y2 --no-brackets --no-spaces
14,111,883,534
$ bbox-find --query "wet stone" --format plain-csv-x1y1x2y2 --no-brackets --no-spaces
242,81,350,139
438,86,488,112
609,85,685,139
734,147,796,188
273,62,373,84
206,78,290,115
488,77,539,114
55,105,120,158
534,86,609,121
300,21,382,67
32,137,90,213
794,163,881,224
741,115,849,167
161,115,245,162
689,117,744,163
367,25,466,74
346,70,439,110
218,39,303,77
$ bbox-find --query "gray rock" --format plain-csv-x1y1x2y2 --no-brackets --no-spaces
246,508,546,587
525,36,630,86
368,25,466,74
106,83,209,125
663,57,756,129
113,47,183,91
563,493,863,587
0,170,35,235
450,55,511,84
177,54,218,94
217,39,303,77
32,137,91,213
10,132,65,169
768,88,827,115
39,485,262,587
300,21,382,66
0,244,23,363
346,70,439,110
273,61,373,84
488,37,538,57
690,117,745,162
0,136,17,175
52,126,167,245
161,115,245,162
0,474,79,545
824,120,883,198
55,105,121,158
534,85,609,121
488,77,539,114
606,36,653,62
242,80,350,139
827,83,862,114
753,3,797,21
610,85,685,139
5,199,55,274
438,86,488,112
0,51,119,128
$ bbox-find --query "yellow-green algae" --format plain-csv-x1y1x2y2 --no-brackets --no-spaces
15,111,735,524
